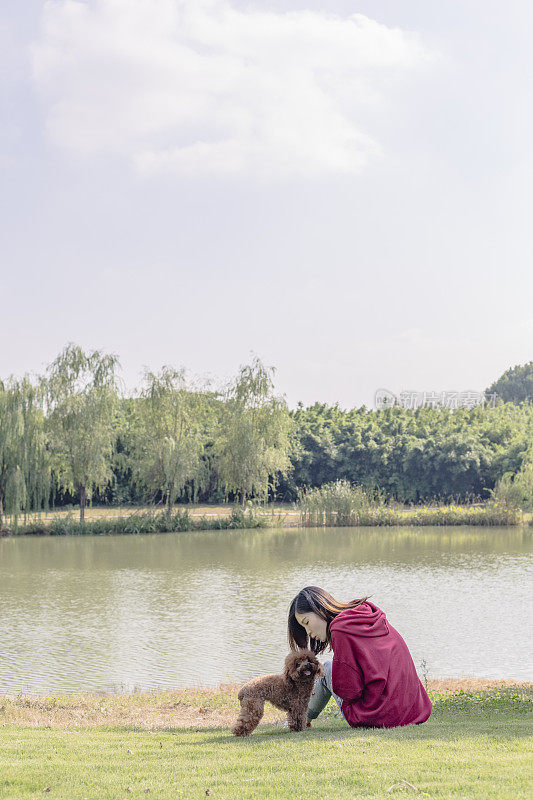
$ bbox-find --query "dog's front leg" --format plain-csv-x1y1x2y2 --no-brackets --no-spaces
286,705,307,732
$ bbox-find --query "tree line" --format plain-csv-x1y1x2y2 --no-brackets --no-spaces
0,344,292,525
0,345,531,525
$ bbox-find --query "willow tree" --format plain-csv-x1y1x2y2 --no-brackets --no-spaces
130,367,211,518
45,344,121,522
0,376,50,529
215,356,293,506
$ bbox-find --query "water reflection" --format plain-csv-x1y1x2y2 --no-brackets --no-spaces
0,526,531,693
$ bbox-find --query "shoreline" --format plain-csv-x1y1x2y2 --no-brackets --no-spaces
1,506,527,536
1,678,531,730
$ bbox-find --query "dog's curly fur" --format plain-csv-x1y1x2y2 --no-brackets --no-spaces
231,650,324,736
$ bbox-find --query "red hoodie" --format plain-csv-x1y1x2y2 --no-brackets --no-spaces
329,601,432,728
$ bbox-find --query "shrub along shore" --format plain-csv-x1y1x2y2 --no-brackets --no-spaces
0,499,526,536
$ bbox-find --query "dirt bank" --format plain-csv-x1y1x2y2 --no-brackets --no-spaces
1,679,530,730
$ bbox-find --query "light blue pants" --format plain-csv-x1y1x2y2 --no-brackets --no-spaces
307,660,347,722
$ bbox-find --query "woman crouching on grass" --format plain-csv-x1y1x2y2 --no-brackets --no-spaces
288,586,432,729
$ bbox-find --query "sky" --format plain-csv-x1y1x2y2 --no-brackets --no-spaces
1,0,532,410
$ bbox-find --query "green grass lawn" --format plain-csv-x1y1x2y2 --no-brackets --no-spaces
0,687,531,800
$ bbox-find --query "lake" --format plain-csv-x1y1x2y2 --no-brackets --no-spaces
0,525,531,694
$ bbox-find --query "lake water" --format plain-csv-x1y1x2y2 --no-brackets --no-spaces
0,526,531,694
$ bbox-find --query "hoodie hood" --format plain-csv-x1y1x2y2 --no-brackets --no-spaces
328,600,433,728
329,601,389,638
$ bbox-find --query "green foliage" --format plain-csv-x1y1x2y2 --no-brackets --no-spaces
128,367,212,515
297,480,522,527
3,347,533,517
0,376,49,528
486,361,533,404
428,685,532,716
298,479,385,526
14,506,272,536
491,460,533,511
45,343,121,522
286,401,533,505
215,356,293,505
393,502,522,526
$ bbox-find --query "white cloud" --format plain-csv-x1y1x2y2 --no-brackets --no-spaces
31,0,433,178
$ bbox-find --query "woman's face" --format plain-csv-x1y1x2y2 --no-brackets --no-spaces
295,610,327,643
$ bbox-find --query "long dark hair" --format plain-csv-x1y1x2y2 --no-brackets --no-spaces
287,586,371,655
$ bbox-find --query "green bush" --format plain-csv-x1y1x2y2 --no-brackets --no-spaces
297,481,522,527
297,480,386,526
491,461,533,511
1,505,274,536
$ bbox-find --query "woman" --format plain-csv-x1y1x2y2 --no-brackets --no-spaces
288,586,432,728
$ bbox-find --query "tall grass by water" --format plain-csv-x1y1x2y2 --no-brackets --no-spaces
4,506,274,536
297,480,523,526
0,487,525,536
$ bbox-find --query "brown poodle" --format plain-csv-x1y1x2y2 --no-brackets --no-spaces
232,649,324,736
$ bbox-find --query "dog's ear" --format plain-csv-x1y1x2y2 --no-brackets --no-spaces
283,651,300,683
